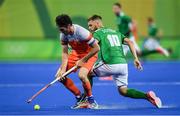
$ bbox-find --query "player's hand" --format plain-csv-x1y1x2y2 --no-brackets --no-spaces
76,59,86,68
56,69,66,81
134,59,143,71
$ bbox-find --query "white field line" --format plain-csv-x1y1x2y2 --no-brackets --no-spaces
0,82,180,88
98,104,177,109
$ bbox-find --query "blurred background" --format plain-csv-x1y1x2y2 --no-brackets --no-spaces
0,0,180,61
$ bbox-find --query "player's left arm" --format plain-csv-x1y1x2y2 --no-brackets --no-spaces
76,39,100,67
124,38,143,70
76,26,100,67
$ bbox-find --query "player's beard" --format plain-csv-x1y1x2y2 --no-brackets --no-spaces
115,12,120,16
94,26,98,32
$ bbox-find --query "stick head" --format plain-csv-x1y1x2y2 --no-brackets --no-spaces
27,99,32,104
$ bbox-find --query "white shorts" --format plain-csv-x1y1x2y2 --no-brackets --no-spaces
92,62,128,87
123,36,141,55
143,38,160,50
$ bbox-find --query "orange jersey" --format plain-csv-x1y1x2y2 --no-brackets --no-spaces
60,24,95,55
60,24,97,72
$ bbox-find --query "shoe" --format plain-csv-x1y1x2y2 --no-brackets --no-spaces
87,96,99,109
146,91,162,108
71,94,87,109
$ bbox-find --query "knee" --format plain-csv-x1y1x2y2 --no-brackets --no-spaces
78,72,88,82
118,86,128,96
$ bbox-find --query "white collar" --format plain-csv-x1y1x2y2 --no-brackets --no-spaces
120,11,125,16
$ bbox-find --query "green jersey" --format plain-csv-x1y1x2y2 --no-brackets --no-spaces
93,27,127,64
148,24,158,37
116,12,132,37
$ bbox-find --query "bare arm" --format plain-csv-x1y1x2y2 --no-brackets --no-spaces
56,44,68,78
83,42,99,62
76,41,100,67
124,38,138,59
60,44,69,71
124,38,143,70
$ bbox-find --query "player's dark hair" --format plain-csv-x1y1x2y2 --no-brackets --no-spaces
88,15,102,21
148,17,154,22
113,3,121,8
55,14,72,27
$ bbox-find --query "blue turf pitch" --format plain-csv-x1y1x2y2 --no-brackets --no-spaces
0,61,180,115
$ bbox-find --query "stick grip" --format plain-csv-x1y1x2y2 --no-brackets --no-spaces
50,66,77,85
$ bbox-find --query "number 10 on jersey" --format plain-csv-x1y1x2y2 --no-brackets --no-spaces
107,35,121,47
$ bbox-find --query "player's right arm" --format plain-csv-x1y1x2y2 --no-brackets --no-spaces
123,38,143,70
56,44,68,80
56,34,69,80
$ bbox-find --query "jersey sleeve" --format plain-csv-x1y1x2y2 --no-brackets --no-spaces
60,33,68,45
77,25,95,46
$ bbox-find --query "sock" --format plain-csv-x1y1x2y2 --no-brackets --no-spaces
141,50,158,57
125,89,147,99
60,77,81,96
83,76,93,96
82,81,92,97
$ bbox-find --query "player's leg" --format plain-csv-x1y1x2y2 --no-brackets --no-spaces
156,45,170,57
79,61,110,108
78,67,98,108
140,38,159,57
142,38,169,57
118,86,162,108
60,76,85,108
60,77,81,97
93,63,148,99
78,73,94,104
140,50,159,57
74,56,98,107
118,86,147,99
76,55,98,109
58,53,84,107
88,74,93,87
78,68,92,97
112,64,146,99
113,64,162,108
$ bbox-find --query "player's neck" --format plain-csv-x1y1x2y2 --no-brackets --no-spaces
97,24,104,29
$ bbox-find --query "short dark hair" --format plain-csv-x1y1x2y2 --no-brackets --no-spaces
148,17,154,22
55,14,72,27
88,15,102,22
113,2,121,8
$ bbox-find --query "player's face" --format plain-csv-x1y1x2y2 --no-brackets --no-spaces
88,20,97,32
58,25,71,35
147,20,152,26
112,5,121,16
